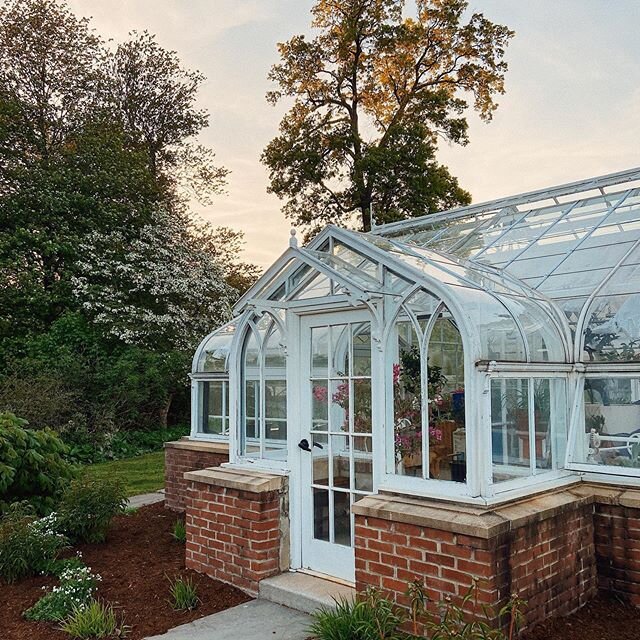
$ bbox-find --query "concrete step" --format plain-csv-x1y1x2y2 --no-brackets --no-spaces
259,571,356,614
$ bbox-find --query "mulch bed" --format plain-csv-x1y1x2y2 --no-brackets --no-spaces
1,502,251,640
522,594,640,640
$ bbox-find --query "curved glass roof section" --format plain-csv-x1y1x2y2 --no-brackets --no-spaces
373,167,640,356
193,321,237,373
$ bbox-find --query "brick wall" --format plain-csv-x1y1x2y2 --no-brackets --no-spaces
164,439,228,512
353,490,597,630
595,503,640,605
183,468,288,597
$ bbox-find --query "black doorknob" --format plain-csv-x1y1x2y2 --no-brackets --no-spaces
298,439,311,452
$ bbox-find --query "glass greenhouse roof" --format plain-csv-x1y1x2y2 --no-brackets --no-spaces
373,168,640,348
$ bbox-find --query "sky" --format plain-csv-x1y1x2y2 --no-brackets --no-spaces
66,0,640,269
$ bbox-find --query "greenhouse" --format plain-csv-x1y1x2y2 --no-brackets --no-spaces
173,167,640,617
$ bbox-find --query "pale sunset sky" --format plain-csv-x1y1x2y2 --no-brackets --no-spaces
67,0,640,268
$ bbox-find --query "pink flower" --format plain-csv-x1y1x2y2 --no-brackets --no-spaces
393,363,401,385
313,385,328,402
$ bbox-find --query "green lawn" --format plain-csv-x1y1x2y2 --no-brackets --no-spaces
84,450,165,497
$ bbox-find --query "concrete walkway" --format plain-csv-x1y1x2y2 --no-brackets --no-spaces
145,600,312,640
127,490,165,509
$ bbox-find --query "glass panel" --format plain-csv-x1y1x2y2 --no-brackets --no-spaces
197,322,236,372
296,272,332,299
331,435,350,489
428,310,465,482
491,378,531,483
333,491,351,546
330,325,350,377
352,323,371,376
201,380,228,436
312,434,329,486
580,378,640,469
311,326,329,377
264,324,286,368
329,379,349,433
313,488,330,541
352,379,372,434
584,294,640,361
311,380,329,431
353,436,373,491
244,380,259,441
333,241,379,282
265,380,287,419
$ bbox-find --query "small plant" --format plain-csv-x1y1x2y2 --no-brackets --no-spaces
123,506,138,516
58,476,127,543
0,506,68,582
61,599,123,638
25,562,100,622
168,575,200,611
309,588,406,640
406,579,429,636
171,518,186,543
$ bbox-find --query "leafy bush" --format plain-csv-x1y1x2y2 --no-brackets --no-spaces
172,518,186,543
168,575,199,611
309,582,526,640
61,600,122,638
309,588,405,640
24,562,100,622
0,507,68,583
0,412,76,514
58,477,127,543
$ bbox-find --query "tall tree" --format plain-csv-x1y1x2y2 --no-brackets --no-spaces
262,0,514,233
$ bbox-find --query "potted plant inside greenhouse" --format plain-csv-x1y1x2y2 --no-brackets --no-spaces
165,167,640,630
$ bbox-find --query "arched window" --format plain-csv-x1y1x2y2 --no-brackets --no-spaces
241,313,288,461
391,289,466,483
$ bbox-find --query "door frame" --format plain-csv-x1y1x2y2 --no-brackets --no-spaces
287,306,384,583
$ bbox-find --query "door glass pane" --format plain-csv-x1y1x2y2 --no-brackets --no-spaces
330,379,349,433
312,326,329,377
313,488,330,541
353,436,373,492
312,434,329,486
352,379,372,434
352,323,371,376
333,491,351,546
331,435,350,489
311,380,329,431
331,325,350,377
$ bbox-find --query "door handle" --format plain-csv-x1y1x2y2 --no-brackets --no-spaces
298,439,311,452
313,442,323,449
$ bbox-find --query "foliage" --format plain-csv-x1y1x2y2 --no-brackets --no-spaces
0,412,76,515
57,477,127,543
309,588,406,640
263,0,514,235
83,451,165,498
0,506,68,583
168,575,200,611
61,599,124,639
24,561,100,622
309,581,526,640
0,0,256,432
172,518,187,544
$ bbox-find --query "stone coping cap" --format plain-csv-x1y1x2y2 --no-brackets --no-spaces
184,466,286,493
164,438,229,454
353,483,640,539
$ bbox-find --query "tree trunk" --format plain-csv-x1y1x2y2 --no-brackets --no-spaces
159,393,173,429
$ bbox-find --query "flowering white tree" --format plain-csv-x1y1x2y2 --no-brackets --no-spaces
73,208,237,353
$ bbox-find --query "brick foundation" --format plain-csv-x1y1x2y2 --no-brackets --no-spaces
183,467,289,596
590,487,640,606
353,488,599,630
164,438,228,512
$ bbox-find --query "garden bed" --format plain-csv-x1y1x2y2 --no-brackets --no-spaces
0,502,250,640
522,594,640,640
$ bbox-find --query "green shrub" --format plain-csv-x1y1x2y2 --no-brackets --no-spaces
168,575,199,611
24,562,100,622
58,477,127,543
61,600,122,638
0,507,68,583
309,589,405,640
0,412,76,515
171,518,186,543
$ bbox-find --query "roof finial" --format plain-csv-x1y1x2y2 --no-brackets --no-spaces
370,202,376,230
289,228,298,248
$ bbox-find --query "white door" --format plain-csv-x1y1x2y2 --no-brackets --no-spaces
299,311,376,583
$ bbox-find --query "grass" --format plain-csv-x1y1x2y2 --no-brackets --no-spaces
84,451,164,497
